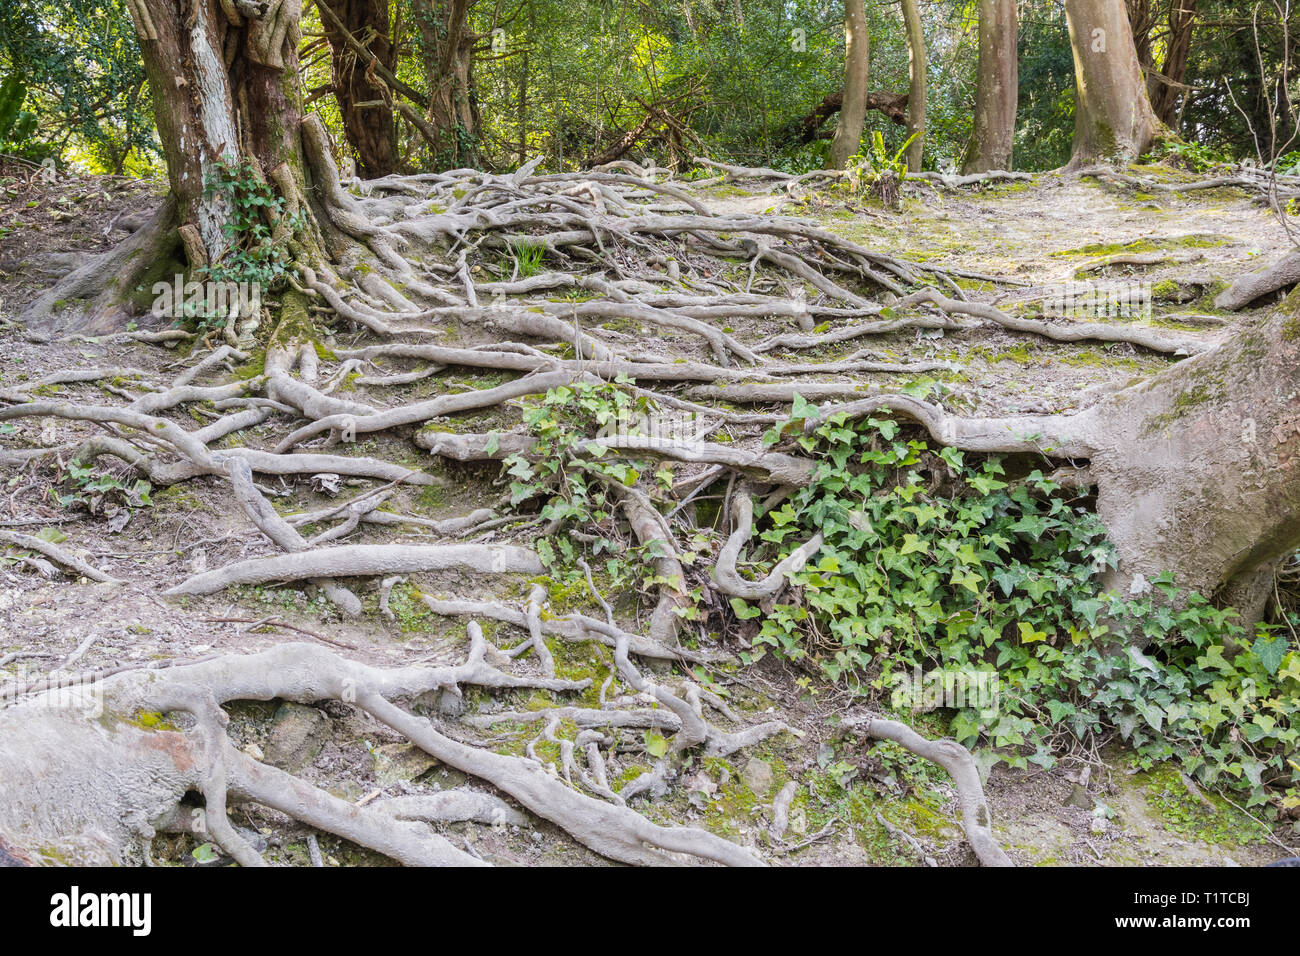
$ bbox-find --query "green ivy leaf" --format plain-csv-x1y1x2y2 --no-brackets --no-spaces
1251,631,1289,676
644,731,668,758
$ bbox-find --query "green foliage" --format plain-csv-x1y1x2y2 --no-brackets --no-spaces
56,459,152,513
846,130,918,209
188,159,300,332
1013,2,1076,172
202,159,300,287
1143,139,1233,173
0,74,31,144
0,0,153,171
509,238,547,278
1275,151,1300,177
500,380,653,579
735,402,1300,811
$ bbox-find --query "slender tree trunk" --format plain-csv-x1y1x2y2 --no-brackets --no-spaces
1064,0,1164,166
518,43,529,166
1149,0,1198,127
415,0,481,168
827,0,869,169
962,0,1018,174
900,0,927,171
321,0,398,178
1126,0,1155,74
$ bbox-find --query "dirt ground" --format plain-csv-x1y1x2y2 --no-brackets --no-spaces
0,156,1295,867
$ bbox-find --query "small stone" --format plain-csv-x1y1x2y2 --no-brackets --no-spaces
741,757,774,796
373,743,438,786
1064,784,1092,809
437,689,465,717
265,702,330,772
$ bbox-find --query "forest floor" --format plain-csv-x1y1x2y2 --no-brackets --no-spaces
0,155,1294,866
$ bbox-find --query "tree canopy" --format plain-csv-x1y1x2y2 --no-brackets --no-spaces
4,0,1297,178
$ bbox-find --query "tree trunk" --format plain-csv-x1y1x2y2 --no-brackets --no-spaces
518,43,529,166
1064,0,1164,166
321,0,398,178
1149,0,1198,127
900,0,927,172
414,0,481,168
827,0,869,169
20,0,405,335
1086,302,1300,614
962,0,1018,174
21,0,308,332
1126,0,1155,74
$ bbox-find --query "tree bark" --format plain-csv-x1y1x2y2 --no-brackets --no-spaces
1064,0,1164,166
321,0,398,178
827,0,870,169
21,0,402,336
1149,0,1198,128
900,0,927,171
1086,301,1300,614
1126,0,1155,74
21,0,317,332
962,0,1018,174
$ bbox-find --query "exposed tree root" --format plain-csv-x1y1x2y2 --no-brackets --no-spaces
714,490,823,600
898,289,1212,355
19,198,179,337
843,714,1012,866
9,155,1294,867
1214,249,1300,310
165,543,544,596
0,629,768,866
907,169,1032,189
0,530,124,584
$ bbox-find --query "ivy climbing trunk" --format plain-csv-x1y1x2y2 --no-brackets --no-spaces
962,0,1017,174
125,0,313,269
414,0,481,168
1064,0,1164,166
20,0,387,335
827,0,869,170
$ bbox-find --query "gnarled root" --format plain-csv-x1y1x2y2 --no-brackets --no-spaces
0,626,762,867
1214,250,1300,310
843,714,1013,867
713,489,822,600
